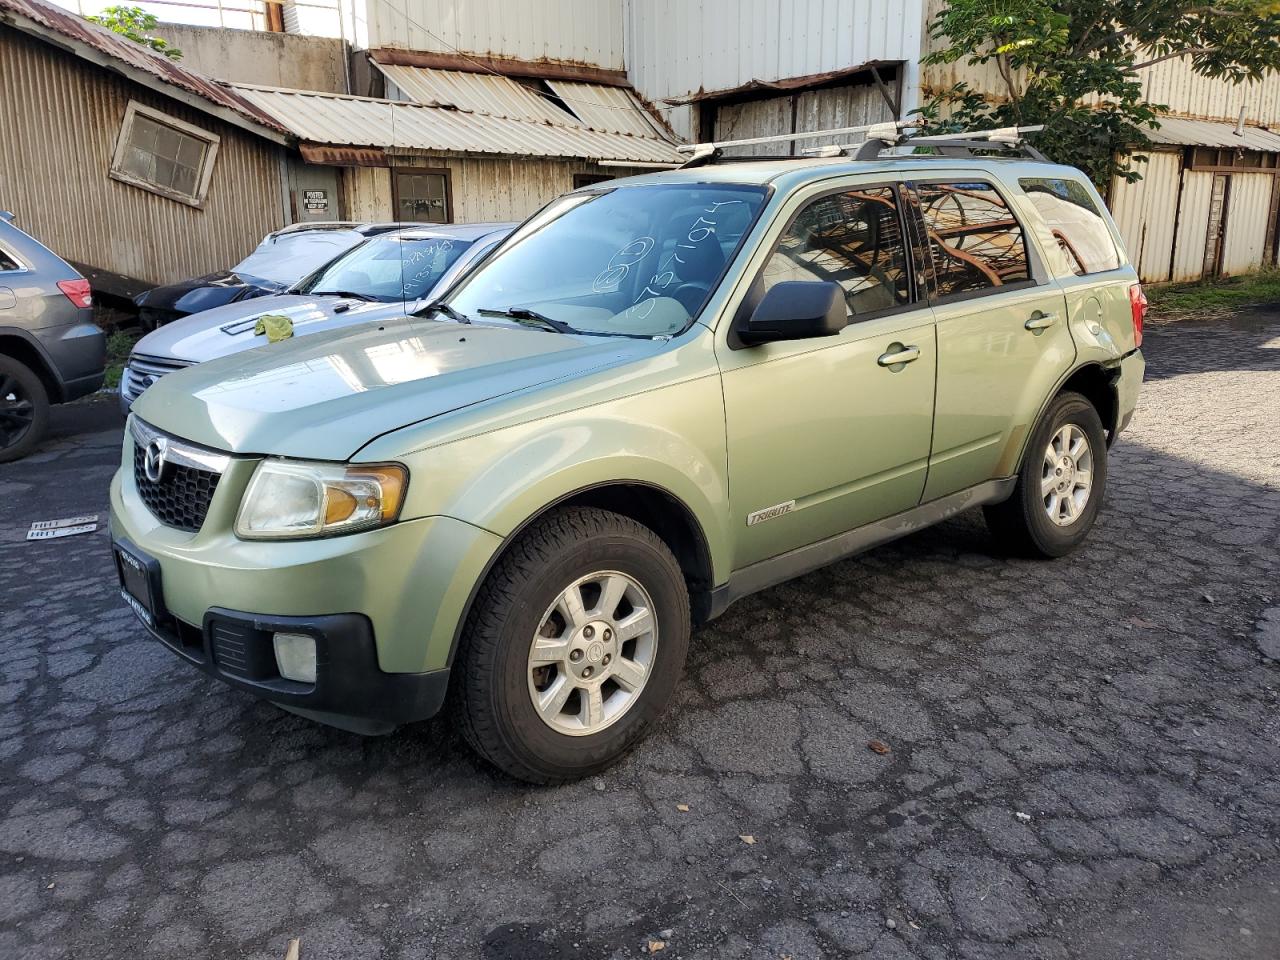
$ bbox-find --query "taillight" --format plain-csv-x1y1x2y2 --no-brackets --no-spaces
57,279,93,309
1128,283,1147,349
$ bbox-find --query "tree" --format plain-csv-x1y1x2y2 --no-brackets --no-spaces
916,0,1280,188
86,5,182,60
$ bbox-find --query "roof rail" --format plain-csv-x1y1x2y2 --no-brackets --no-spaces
677,123,1047,167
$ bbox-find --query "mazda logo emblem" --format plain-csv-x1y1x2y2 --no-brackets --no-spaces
143,438,168,483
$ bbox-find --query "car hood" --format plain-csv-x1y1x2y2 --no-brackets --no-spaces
133,295,407,363
131,318,658,460
137,271,283,314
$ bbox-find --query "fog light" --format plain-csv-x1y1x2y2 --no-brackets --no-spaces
273,632,317,684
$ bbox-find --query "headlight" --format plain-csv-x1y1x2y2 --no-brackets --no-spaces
235,459,408,540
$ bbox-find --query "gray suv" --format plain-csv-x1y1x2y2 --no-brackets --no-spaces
0,213,106,461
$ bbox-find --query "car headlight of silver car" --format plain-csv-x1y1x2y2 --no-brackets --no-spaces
234,459,408,540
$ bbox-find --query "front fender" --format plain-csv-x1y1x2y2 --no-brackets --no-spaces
388,373,732,587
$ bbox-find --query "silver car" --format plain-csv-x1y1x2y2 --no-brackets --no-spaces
120,222,512,410
0,213,106,461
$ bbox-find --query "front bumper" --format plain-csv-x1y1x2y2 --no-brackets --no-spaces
108,434,505,727
122,579,449,733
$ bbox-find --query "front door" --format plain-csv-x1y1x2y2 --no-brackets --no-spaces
719,183,937,569
908,178,1074,501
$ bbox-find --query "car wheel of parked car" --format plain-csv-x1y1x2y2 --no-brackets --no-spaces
453,506,691,783
984,390,1108,559
0,356,50,463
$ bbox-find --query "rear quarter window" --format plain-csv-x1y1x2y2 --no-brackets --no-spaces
0,247,19,271
1019,177,1121,275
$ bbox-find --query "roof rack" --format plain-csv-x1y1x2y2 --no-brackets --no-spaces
677,123,1046,167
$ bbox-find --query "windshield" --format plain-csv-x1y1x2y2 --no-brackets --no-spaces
446,183,768,337
233,230,363,285
297,234,474,303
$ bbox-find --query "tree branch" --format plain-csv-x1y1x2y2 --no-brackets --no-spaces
1127,46,1218,71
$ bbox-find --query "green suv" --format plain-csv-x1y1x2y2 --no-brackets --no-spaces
109,149,1145,783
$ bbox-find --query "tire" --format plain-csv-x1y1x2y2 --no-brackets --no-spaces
0,355,51,464
452,506,691,784
983,391,1107,559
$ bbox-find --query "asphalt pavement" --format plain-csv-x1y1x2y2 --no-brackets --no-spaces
1,308,1278,959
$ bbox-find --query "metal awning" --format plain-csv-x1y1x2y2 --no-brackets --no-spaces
374,64,673,143
1145,116,1280,153
223,83,686,165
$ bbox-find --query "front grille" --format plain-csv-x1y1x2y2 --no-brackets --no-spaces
130,419,228,533
122,353,192,402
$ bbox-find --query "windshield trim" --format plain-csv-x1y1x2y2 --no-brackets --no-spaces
441,182,775,339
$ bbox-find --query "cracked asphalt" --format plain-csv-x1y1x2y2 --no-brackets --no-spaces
2,308,1279,960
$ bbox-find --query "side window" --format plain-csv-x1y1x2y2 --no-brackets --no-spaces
0,247,18,271
915,181,1031,298
761,186,911,320
1020,177,1121,275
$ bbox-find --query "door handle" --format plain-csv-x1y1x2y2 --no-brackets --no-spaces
1025,311,1059,331
877,344,920,367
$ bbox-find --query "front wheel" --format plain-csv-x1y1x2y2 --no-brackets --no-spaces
452,507,691,783
984,391,1107,558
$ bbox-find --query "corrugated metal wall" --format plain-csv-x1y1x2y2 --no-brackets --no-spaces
1222,173,1275,276
0,30,285,288
710,80,893,156
341,157,649,223
366,0,625,69
1170,171,1213,282
1107,151,1183,283
626,0,924,139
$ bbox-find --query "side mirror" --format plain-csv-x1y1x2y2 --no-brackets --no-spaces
739,281,847,345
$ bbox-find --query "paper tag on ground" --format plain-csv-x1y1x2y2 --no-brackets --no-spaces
27,522,98,540
29,515,99,531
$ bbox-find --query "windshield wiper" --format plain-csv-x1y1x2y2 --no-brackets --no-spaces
311,289,376,301
476,306,579,335
416,300,471,323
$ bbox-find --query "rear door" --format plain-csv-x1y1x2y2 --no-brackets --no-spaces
906,176,1074,501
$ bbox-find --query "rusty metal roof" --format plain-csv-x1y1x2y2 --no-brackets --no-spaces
1146,116,1280,153
0,0,287,140
375,64,673,141
226,83,686,164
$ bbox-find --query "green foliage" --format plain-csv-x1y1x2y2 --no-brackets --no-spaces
86,5,182,60
916,0,1280,189
1145,268,1280,320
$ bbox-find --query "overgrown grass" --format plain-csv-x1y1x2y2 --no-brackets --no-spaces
103,329,139,390
1146,268,1280,322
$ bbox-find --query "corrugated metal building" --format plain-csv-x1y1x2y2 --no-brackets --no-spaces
1,0,681,294
0,0,291,293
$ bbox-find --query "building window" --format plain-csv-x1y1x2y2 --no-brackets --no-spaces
110,102,220,207
1020,177,1121,275
761,186,911,320
394,170,451,223
573,173,614,189
915,181,1031,299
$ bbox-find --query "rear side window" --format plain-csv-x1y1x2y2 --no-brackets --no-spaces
761,186,912,320
1020,177,1121,275
915,181,1030,298
0,247,18,271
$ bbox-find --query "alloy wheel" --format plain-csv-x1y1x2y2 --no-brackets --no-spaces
0,373,35,450
527,570,658,736
1041,423,1093,526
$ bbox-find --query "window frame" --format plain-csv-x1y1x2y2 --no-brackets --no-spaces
109,101,221,208
392,167,453,224
905,177,1046,307
0,243,26,273
1017,176,1123,278
745,179,923,331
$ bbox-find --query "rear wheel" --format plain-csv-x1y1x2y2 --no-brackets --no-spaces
984,391,1107,558
452,506,691,783
0,356,50,463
